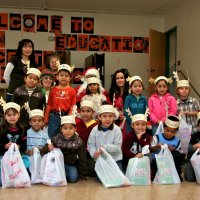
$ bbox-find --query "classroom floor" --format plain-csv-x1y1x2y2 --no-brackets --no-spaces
0,178,199,200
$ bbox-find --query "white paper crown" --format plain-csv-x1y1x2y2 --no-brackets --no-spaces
130,108,149,123
80,100,94,110
27,68,41,78
61,115,76,125
86,77,100,85
126,76,142,85
165,115,180,129
149,76,173,85
99,104,119,120
0,97,21,113
58,64,74,73
29,109,44,119
173,71,190,88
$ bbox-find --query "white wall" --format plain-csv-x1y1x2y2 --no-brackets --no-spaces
0,8,164,93
164,0,200,100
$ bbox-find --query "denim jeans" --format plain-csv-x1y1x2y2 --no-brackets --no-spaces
48,113,61,138
65,164,79,183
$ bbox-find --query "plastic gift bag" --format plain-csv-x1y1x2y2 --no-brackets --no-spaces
177,116,192,154
155,121,164,136
190,148,200,184
153,144,181,184
1,143,31,188
95,147,130,188
29,147,42,184
41,148,67,187
125,145,151,185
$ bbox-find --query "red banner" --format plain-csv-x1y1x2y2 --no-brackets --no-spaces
23,14,35,32
0,13,8,30
50,16,63,34
78,34,89,51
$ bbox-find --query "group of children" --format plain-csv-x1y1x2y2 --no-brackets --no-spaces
0,39,200,186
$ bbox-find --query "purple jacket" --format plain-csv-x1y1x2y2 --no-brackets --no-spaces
148,93,177,125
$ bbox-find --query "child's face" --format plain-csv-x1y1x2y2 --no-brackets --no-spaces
41,75,54,88
88,83,99,94
4,109,20,126
130,80,143,96
50,57,59,71
29,116,44,132
98,112,115,128
56,70,71,86
164,126,177,139
155,80,168,96
61,123,76,138
22,42,33,58
177,86,190,99
24,73,39,88
80,106,94,123
131,120,147,134
116,72,125,88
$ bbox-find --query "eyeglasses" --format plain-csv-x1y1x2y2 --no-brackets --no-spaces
43,77,53,81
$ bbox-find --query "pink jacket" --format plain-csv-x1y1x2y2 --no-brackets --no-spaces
148,93,177,125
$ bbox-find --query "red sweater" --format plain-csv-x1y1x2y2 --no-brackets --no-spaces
44,86,76,123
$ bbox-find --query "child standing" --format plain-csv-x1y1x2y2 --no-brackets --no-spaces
184,112,200,182
124,76,147,132
13,68,45,129
44,64,76,138
87,105,123,172
122,112,151,170
76,100,98,176
81,77,108,118
45,115,87,183
26,109,49,155
173,71,200,134
0,99,27,155
148,76,177,135
48,54,60,78
150,115,183,181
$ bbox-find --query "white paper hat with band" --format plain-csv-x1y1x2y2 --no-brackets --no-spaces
86,77,100,85
29,109,44,119
61,115,76,125
3,102,20,113
154,76,168,84
131,114,147,123
173,71,190,88
80,100,94,110
58,64,74,73
85,68,100,79
27,68,41,78
165,115,180,129
126,76,142,85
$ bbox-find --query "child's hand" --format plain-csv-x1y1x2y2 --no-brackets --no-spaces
26,149,33,156
5,142,12,149
168,145,175,152
135,153,143,158
94,150,102,159
193,143,200,150
48,144,54,151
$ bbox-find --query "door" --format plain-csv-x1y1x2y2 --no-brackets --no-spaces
148,29,166,96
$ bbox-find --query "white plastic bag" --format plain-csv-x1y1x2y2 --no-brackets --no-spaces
95,148,130,188
41,148,67,187
177,117,192,154
155,121,164,135
29,147,42,184
153,144,181,184
1,143,31,188
190,148,200,184
125,145,151,185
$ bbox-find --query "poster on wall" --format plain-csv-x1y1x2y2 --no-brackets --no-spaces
133,37,145,53
99,36,111,52
0,66,5,83
34,50,43,69
0,13,8,30
0,31,5,48
143,37,149,53
78,34,89,51
66,34,77,51
55,34,66,50
50,16,63,34
72,68,84,84
0,49,5,66
7,49,16,62
37,15,48,32
122,37,133,52
89,35,99,51
10,13,21,31
71,17,82,33
23,14,35,32
83,18,94,34
111,36,122,52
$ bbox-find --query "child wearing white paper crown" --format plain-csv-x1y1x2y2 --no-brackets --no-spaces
124,75,147,133
148,76,177,135
44,115,87,183
122,110,151,170
13,68,46,129
26,108,49,155
173,71,200,134
87,104,123,172
150,115,183,181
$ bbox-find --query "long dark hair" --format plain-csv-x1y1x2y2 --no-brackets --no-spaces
15,39,36,65
109,68,130,102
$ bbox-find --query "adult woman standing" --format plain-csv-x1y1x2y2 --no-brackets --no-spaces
3,39,37,102
109,68,130,134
